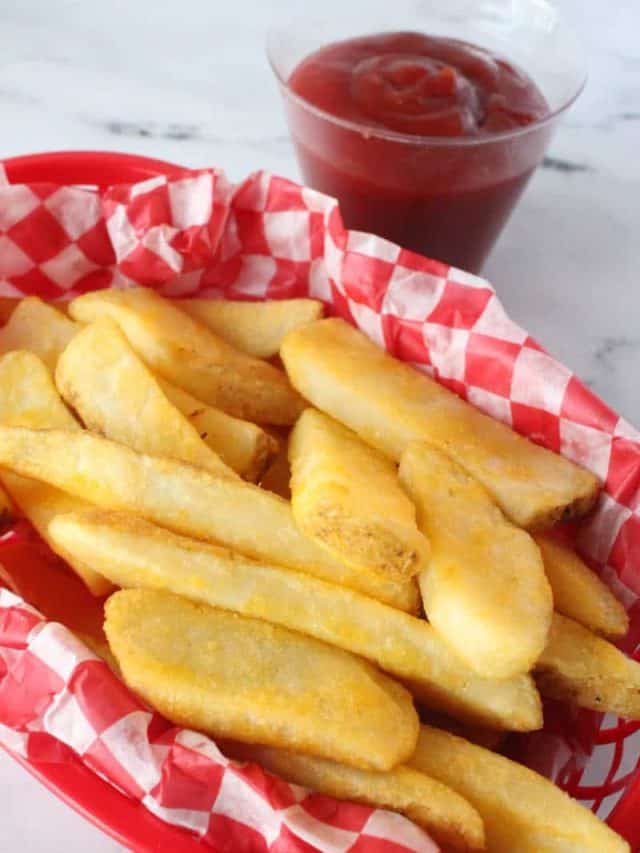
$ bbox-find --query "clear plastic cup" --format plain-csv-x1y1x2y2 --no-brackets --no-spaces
267,0,586,273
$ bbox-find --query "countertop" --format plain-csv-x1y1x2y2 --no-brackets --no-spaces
0,0,638,850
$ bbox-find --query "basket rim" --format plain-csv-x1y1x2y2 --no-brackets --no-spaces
0,148,214,853
1,148,639,853
3,150,185,188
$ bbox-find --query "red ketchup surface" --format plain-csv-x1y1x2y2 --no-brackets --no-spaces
287,32,551,271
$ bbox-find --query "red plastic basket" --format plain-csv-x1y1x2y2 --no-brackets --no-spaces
3,150,185,187
0,149,639,852
1,150,220,853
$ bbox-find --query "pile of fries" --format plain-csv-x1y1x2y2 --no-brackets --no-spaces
0,288,634,852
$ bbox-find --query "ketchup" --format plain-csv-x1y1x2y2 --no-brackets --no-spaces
286,32,551,271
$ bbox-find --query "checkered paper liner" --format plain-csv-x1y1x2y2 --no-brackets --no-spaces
0,163,639,850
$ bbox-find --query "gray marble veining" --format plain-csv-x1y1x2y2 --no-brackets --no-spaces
0,3,638,850
0,0,637,415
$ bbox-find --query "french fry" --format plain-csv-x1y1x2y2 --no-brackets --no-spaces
75,634,120,674
403,669,541,733
290,410,430,580
157,378,277,481
280,319,600,530
105,588,419,772
535,613,640,718
535,534,629,638
69,287,305,425
410,726,629,852
2,480,113,597
0,351,112,595
55,318,232,478
259,431,291,498
0,297,79,371
418,710,507,752
174,297,324,359
0,425,419,612
399,443,552,678
49,509,542,731
229,742,484,852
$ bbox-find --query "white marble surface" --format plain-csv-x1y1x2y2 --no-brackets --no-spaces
0,0,638,850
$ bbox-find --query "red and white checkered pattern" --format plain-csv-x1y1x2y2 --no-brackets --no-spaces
0,164,640,848
0,169,233,299
0,583,436,853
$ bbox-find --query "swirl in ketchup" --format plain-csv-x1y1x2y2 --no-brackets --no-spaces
286,32,551,271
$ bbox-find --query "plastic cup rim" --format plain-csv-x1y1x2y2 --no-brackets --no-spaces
266,31,588,149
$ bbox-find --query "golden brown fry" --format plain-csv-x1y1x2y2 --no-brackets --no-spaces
0,352,79,433
536,613,640,718
418,710,507,752
76,632,120,673
230,742,484,852
69,287,304,425
402,670,540,733
50,509,542,731
55,318,232,478
0,351,112,595
280,319,599,530
174,297,324,359
105,588,419,771
399,443,552,678
535,534,629,638
5,479,114,596
0,425,418,612
158,378,277,481
410,726,629,852
0,297,79,371
290,410,430,580
259,432,291,498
